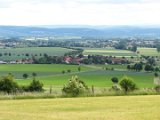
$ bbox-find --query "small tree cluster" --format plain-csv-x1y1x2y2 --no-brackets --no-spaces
62,76,88,96
127,63,143,72
111,77,119,84
23,77,43,92
119,76,137,93
0,74,20,94
154,85,160,92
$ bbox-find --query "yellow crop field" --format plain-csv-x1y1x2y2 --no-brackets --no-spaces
0,95,160,120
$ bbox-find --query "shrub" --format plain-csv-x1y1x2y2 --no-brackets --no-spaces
62,70,65,74
111,84,121,91
24,78,43,92
62,76,89,96
78,66,81,72
111,68,114,71
155,85,160,92
111,77,119,84
0,74,20,94
154,72,159,77
32,72,37,77
23,73,29,79
67,69,71,73
119,76,137,93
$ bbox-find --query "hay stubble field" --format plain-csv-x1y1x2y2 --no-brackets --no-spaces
0,95,160,120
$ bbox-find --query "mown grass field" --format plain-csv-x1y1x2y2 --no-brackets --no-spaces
0,64,153,89
0,95,160,120
137,47,160,56
0,47,74,61
83,48,138,57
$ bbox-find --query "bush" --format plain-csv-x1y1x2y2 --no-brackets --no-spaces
111,84,121,91
119,76,137,93
67,69,71,73
32,72,37,77
78,66,81,72
24,78,43,92
62,76,89,96
62,70,65,74
0,74,20,94
111,77,119,84
154,72,159,77
23,73,29,79
155,85,160,92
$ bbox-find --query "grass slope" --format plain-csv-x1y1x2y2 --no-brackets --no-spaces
0,95,160,120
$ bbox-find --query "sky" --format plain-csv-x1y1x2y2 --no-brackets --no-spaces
0,0,160,26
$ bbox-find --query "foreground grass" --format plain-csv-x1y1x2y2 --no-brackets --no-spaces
0,95,160,120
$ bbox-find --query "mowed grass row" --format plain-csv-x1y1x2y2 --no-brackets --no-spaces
0,95,160,120
137,47,160,56
0,47,74,61
83,48,138,57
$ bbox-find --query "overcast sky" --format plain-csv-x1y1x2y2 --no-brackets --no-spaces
0,0,160,26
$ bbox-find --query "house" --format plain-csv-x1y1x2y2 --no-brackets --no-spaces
64,57,81,64
64,57,73,63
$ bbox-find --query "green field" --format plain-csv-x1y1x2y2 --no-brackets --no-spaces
0,47,74,61
83,48,138,57
0,64,154,89
0,64,92,78
0,95,160,120
137,47,160,56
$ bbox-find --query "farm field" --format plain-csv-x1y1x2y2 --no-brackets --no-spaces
137,47,160,56
0,47,74,61
0,64,155,91
0,95,160,120
16,69,154,89
0,64,92,78
0,64,152,89
83,48,138,57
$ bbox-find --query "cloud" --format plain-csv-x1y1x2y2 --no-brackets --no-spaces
0,0,160,25
1,0,160,8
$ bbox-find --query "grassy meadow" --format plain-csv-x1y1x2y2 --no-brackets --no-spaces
0,95,160,120
0,47,74,61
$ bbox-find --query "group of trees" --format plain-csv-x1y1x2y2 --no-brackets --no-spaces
81,55,129,65
62,76,89,96
32,55,64,64
0,73,43,94
23,72,37,79
127,62,159,72
64,48,83,56
114,41,127,50
127,63,143,71
111,76,137,93
62,75,138,97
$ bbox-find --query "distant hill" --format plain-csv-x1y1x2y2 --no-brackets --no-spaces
0,25,160,38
